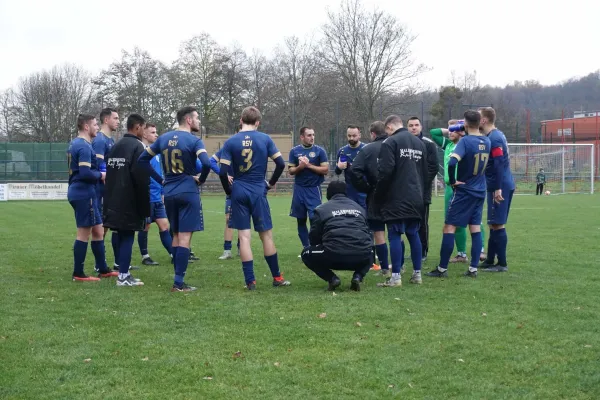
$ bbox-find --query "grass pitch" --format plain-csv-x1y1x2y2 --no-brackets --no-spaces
0,193,599,399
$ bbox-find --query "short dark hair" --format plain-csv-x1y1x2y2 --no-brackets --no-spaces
176,106,198,125
99,107,117,124
479,107,496,124
384,115,403,127
126,113,146,131
326,180,347,200
463,110,481,129
407,116,421,123
369,121,386,137
241,106,262,125
300,126,313,136
145,123,156,129
347,124,361,131
77,113,95,131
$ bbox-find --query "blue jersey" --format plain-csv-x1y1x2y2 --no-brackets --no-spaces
336,143,365,185
92,131,114,167
485,128,515,191
219,130,281,190
67,137,100,200
451,134,491,196
146,130,207,196
149,154,164,203
288,145,329,187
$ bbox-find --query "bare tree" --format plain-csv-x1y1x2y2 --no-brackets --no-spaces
220,45,250,133
0,89,20,141
321,0,427,126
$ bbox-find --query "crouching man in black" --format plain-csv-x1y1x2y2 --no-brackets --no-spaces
301,181,373,291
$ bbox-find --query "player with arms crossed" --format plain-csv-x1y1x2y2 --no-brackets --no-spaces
67,114,118,281
427,110,491,278
138,106,211,292
288,127,329,251
334,125,366,209
479,107,515,272
218,106,289,290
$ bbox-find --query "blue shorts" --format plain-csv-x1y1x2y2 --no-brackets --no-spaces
290,185,322,219
487,188,514,225
70,197,102,228
164,192,203,233
146,201,168,224
229,186,272,232
446,189,485,227
225,195,232,215
386,219,420,236
346,186,367,210
368,219,386,232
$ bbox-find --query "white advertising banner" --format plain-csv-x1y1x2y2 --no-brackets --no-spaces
0,184,7,201
5,182,68,200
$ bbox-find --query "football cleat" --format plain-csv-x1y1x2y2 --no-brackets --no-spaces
72,274,101,282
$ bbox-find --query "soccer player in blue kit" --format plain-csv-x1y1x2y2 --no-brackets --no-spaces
288,127,329,250
138,106,211,292
92,108,121,269
334,125,366,209
478,107,515,272
218,106,289,290
210,148,239,260
67,114,118,281
427,110,491,278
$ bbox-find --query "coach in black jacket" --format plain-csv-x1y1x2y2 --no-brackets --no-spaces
103,113,151,286
301,181,373,291
407,117,439,261
374,115,428,286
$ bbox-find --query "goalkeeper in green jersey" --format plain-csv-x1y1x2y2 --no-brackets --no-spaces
430,120,486,263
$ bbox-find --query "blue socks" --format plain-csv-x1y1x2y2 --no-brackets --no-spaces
406,232,422,271
174,247,190,285
117,231,135,274
242,260,255,284
138,231,148,256
264,253,281,278
111,231,119,265
375,243,389,270
297,218,309,248
388,231,403,274
159,230,173,255
91,240,108,273
224,240,232,251
73,240,88,276
495,228,508,266
439,233,455,269
486,229,496,263
470,232,483,268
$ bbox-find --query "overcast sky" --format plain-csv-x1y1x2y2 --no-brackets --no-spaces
1,0,598,92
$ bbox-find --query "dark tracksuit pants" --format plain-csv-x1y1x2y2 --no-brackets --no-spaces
536,183,544,195
301,245,372,282
418,203,430,257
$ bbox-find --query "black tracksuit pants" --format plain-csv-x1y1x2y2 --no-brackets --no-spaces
418,203,430,257
301,245,372,282
536,183,544,195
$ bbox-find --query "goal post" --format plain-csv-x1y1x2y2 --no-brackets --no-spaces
508,143,594,195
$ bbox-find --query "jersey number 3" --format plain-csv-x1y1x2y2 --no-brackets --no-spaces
239,149,253,172
162,149,184,174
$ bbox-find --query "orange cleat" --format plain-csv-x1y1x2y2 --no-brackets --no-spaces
72,275,101,282
370,263,381,271
98,271,119,278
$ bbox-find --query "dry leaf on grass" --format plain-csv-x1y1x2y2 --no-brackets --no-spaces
83,358,92,363
318,313,327,318
457,359,464,362
481,313,487,317
274,362,281,367
233,351,243,359
355,322,362,327
142,357,149,361
203,376,213,380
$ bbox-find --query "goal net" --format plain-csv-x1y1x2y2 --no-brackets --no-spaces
433,143,595,195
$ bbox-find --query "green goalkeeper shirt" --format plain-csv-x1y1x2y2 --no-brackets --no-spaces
430,128,456,185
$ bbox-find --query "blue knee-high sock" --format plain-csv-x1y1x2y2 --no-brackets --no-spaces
174,247,190,285
237,239,240,249
495,228,508,266
111,231,120,265
159,229,173,256
439,233,455,269
138,231,148,256
91,240,108,272
297,218,309,248
375,243,389,270
401,240,405,267
73,240,88,276
242,260,255,284
387,231,403,274
224,240,232,251
117,231,135,274
470,232,483,268
171,246,179,270
486,229,496,263
406,232,422,271
265,253,281,278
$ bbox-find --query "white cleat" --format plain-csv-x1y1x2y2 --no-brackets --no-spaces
218,250,233,260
